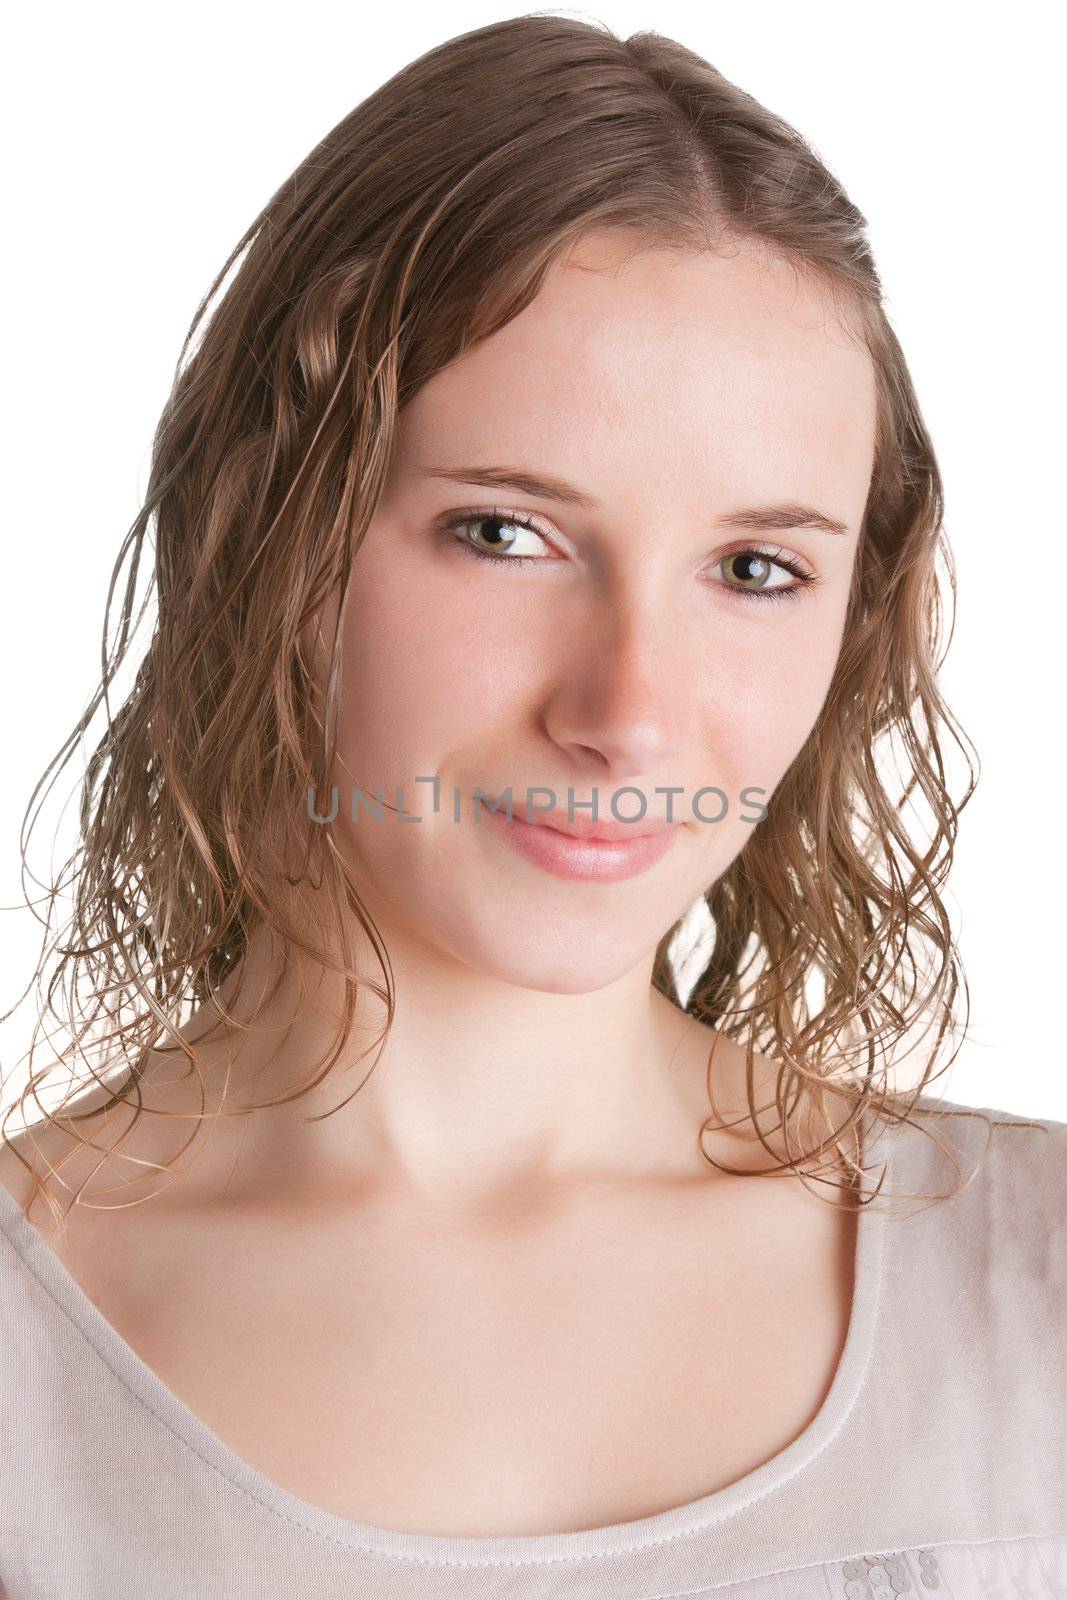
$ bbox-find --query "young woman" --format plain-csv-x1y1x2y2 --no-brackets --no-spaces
1,14,1063,1598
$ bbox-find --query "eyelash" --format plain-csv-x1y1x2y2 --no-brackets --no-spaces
440,507,819,607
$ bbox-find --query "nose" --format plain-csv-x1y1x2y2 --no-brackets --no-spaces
541,593,693,782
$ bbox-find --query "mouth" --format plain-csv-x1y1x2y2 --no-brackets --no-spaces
479,798,681,883
494,799,679,843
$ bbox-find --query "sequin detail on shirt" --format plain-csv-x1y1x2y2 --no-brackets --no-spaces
838,1547,943,1594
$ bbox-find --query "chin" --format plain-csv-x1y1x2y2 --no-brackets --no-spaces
449,924,657,996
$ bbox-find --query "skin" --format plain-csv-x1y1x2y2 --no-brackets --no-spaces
0,229,880,1534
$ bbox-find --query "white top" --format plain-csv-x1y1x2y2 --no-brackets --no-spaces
1,1093,1064,1598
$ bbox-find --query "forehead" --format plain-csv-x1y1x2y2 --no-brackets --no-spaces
396,236,877,504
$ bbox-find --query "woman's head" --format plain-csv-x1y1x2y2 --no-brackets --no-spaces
328,231,875,996
4,13,988,1214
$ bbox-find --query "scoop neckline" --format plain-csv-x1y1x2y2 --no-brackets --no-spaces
0,1104,891,1568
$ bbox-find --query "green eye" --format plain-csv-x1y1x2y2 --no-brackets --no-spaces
725,552,775,586
444,509,552,565
717,549,810,603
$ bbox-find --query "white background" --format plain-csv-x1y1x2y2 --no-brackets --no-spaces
1,1,1063,1122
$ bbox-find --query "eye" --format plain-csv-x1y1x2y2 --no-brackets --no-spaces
439,508,820,607
441,508,553,565
712,547,818,606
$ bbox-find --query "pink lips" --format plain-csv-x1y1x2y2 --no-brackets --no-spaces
480,802,680,882
501,801,676,842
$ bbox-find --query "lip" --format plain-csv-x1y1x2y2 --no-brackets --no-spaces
480,802,680,883
495,800,677,842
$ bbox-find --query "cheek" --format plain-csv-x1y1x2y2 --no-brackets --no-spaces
695,605,847,794
332,555,527,770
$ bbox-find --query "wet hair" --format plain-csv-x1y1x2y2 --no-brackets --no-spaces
2,11,1040,1233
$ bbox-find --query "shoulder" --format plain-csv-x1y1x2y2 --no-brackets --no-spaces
882,1094,1066,1319
978,1098,1067,1183
854,1101,1066,1532
0,1094,132,1246
0,1063,176,1230
0,1115,82,1226
0,1123,44,1217
903,1092,1066,1196
0,1121,81,1278
972,1100,1067,1283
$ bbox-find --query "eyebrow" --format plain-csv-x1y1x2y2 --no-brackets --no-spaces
415,464,849,535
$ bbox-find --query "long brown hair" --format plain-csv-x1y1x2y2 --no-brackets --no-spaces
1,12,1042,1233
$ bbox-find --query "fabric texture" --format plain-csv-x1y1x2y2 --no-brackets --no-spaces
1,1092,1064,1599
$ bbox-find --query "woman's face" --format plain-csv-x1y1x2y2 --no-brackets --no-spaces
317,232,877,993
